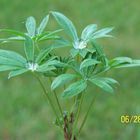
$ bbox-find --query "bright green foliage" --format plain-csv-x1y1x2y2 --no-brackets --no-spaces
37,15,49,35
24,37,34,61
26,16,36,37
0,11,140,140
51,73,77,90
62,80,87,98
0,11,140,96
89,77,118,93
80,58,100,70
0,49,26,66
81,24,97,41
8,69,28,79
51,11,78,41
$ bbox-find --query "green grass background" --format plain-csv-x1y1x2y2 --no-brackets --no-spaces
0,0,140,139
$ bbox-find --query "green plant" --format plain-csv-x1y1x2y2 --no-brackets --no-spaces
0,11,140,140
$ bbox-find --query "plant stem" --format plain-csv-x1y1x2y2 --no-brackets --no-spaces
49,78,63,118
34,74,62,128
78,93,97,135
71,92,85,139
54,90,63,117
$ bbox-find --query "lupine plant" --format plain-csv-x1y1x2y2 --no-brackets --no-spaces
0,11,140,140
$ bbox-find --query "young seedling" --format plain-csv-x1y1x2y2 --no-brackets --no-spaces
0,11,140,140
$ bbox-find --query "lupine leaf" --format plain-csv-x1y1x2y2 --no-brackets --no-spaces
0,36,25,43
81,24,97,41
46,59,67,67
62,80,87,98
0,65,20,72
26,16,36,37
0,49,26,67
70,48,79,58
92,27,113,39
37,65,56,72
113,59,140,68
92,41,108,66
109,57,132,68
96,77,119,85
37,29,63,41
37,15,49,35
51,73,77,90
80,58,100,69
51,11,78,41
35,47,52,64
0,29,26,38
79,49,89,58
8,69,28,79
24,36,34,61
51,38,71,49
89,77,118,93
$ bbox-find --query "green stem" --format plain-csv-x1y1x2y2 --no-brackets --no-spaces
34,74,62,127
79,94,97,135
49,78,63,118
35,41,40,52
54,90,63,117
71,92,85,139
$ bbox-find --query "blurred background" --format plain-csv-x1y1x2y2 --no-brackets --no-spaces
0,0,140,139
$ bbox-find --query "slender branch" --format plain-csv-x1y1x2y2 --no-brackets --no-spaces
54,90,63,117
74,92,85,128
33,74,62,128
78,93,97,135
71,92,85,139
49,77,63,118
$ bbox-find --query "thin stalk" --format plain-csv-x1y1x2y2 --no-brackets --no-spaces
34,74,62,128
79,94,97,135
71,92,85,139
49,77,63,117
54,90,63,117
74,92,85,128
35,41,41,52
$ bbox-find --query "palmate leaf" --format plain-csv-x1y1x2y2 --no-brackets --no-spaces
24,36,34,62
50,38,71,49
80,58,100,70
36,59,66,72
0,49,26,67
37,15,49,35
0,36,25,43
116,60,140,68
35,47,52,64
46,59,67,67
81,24,97,41
26,16,36,37
51,11,78,41
62,80,87,98
109,57,132,67
110,58,140,68
0,65,20,72
37,29,63,41
70,48,79,58
37,65,56,72
89,77,118,93
0,29,27,38
51,73,78,90
92,41,108,66
91,27,114,39
0,29,34,62
8,69,28,79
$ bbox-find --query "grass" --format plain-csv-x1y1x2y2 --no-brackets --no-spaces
0,0,140,139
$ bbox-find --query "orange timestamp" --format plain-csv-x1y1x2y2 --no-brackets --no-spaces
121,115,140,124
